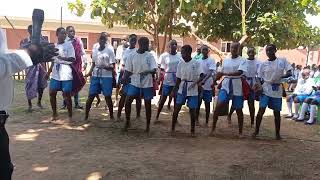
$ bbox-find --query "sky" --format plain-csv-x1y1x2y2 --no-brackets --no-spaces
0,0,320,27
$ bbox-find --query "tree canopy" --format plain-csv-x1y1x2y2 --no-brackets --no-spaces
68,0,320,51
193,0,320,49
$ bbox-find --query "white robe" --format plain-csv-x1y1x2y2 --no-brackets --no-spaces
0,28,33,111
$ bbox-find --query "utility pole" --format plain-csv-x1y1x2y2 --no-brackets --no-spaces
60,6,63,27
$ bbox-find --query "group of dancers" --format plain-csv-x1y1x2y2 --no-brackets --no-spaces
22,25,296,140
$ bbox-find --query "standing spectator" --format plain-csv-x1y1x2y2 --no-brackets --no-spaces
314,65,320,78
61,26,87,109
20,25,48,112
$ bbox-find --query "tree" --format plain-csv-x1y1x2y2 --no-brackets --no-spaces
192,0,320,49
68,0,225,54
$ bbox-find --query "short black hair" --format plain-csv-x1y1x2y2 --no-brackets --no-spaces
201,44,209,50
266,44,277,51
169,39,177,45
56,27,65,36
27,25,32,34
66,26,74,31
138,37,149,46
99,32,107,40
129,34,137,39
181,45,192,55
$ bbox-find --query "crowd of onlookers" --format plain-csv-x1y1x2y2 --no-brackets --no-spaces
285,63,320,125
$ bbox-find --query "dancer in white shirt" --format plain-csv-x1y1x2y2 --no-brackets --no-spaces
253,44,292,140
155,40,181,122
211,42,247,138
47,27,75,122
84,33,116,121
197,45,216,126
227,47,261,127
122,37,157,132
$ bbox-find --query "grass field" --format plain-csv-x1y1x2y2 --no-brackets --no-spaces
6,80,320,180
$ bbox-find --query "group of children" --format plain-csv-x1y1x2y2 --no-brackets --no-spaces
285,68,320,125
24,26,301,140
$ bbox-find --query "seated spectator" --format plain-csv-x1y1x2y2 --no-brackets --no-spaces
313,65,320,78
296,77,320,124
286,69,314,119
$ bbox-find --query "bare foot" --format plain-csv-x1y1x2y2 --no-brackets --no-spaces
209,131,216,137
276,135,282,140
251,132,258,139
145,127,150,134
227,118,232,127
68,117,74,122
238,134,244,139
50,115,58,122
190,132,196,138
27,106,33,113
154,119,160,124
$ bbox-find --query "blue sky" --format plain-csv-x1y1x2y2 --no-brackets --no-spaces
0,0,319,27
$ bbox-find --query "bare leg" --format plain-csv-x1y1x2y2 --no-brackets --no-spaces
252,107,266,138
167,96,173,110
155,95,168,121
95,95,101,107
210,102,225,136
105,96,114,120
124,96,134,131
27,99,32,112
236,109,244,137
63,92,73,121
248,100,255,127
145,100,152,132
136,97,142,118
274,110,282,140
171,104,182,135
205,102,210,126
190,108,197,136
117,95,126,119
227,107,235,126
37,88,44,108
84,95,95,121
49,90,58,120
196,98,202,126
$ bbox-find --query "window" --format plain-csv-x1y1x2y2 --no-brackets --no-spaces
41,31,50,42
77,33,89,50
221,41,232,53
80,37,88,49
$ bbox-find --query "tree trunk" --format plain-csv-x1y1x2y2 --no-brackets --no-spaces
189,32,223,61
241,0,246,36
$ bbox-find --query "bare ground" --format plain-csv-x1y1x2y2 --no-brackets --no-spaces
7,81,320,180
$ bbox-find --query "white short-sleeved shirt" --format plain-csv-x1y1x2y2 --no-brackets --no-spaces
199,57,216,90
293,78,314,95
122,48,137,66
159,52,181,86
52,41,75,81
220,56,247,96
243,59,261,87
92,45,116,78
176,59,204,96
258,58,292,98
125,51,157,88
